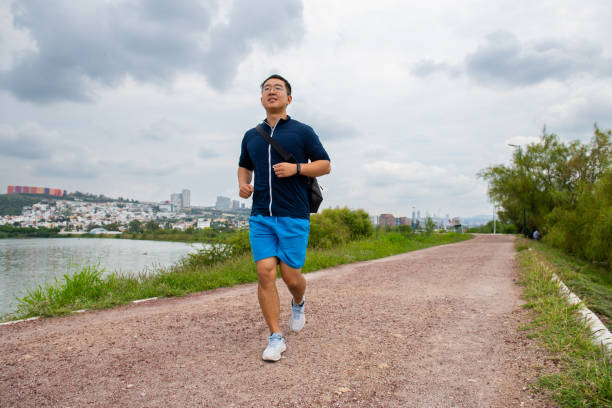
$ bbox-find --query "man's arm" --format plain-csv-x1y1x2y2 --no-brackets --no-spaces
238,166,254,198
273,160,331,178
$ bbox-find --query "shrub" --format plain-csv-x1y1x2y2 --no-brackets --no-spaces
184,229,251,268
308,207,374,249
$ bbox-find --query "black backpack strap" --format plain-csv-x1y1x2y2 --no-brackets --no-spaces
255,124,295,163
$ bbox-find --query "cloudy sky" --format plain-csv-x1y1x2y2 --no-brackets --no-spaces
1,0,611,219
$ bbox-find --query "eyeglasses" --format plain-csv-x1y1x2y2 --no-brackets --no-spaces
262,84,285,93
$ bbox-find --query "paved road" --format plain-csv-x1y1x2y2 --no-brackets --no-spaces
0,234,553,407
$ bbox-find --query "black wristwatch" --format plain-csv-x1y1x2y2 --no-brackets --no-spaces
296,163,301,175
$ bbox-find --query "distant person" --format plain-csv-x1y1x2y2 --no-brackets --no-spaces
237,74,331,361
533,229,541,241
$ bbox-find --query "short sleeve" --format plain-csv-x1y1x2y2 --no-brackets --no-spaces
304,126,330,162
238,133,254,170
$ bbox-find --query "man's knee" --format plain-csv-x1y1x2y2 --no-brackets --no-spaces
279,263,304,289
256,258,278,285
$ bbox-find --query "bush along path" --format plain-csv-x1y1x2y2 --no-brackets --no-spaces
0,234,555,407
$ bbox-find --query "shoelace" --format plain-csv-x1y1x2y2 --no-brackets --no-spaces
269,334,284,346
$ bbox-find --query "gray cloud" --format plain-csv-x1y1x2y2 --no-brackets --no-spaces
411,59,460,78
298,112,356,141
141,118,186,142
99,160,180,177
202,1,304,90
0,123,54,159
465,31,612,86
32,160,100,178
412,31,612,87
312,120,355,141
1,0,304,103
199,148,219,159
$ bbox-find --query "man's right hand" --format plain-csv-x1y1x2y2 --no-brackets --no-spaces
239,184,254,199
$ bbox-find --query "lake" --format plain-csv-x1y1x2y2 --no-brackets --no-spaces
0,238,205,316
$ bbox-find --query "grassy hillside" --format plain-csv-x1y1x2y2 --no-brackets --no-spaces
0,192,134,216
0,194,59,216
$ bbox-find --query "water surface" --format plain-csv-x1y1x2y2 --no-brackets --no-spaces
0,238,205,316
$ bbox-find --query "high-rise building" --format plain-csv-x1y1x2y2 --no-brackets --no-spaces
231,200,240,210
216,196,231,210
181,189,191,209
171,193,182,210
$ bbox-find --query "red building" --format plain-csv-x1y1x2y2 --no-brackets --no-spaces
379,213,395,227
7,186,63,196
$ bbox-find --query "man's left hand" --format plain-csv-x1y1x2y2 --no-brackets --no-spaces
273,162,298,178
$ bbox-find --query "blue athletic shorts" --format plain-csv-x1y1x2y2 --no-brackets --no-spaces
249,215,310,269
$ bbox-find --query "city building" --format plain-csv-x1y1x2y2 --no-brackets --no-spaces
171,193,182,210
379,213,395,227
159,201,174,212
7,185,63,196
181,189,190,209
216,196,231,210
197,218,211,229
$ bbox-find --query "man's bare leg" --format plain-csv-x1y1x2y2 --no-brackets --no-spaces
279,261,306,305
280,261,306,332
256,257,281,333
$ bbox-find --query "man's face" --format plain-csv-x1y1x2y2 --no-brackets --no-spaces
261,78,292,112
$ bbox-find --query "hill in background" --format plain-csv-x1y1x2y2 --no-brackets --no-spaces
0,192,138,216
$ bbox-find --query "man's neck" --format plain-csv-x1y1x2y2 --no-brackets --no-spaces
265,111,287,128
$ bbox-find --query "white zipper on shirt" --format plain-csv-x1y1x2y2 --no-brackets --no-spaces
268,124,275,216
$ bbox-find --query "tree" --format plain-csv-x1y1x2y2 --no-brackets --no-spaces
479,128,610,233
144,221,160,232
105,223,119,231
425,217,436,234
480,126,611,267
128,220,142,233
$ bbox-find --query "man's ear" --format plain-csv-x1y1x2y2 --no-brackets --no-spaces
287,95,292,105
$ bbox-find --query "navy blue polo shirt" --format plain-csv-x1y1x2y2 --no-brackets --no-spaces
239,116,330,219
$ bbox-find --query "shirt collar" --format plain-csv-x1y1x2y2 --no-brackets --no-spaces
263,115,291,128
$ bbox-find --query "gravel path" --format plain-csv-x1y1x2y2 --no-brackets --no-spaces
0,234,554,407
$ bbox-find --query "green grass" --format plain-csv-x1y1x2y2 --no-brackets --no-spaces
516,238,612,406
4,232,471,320
518,239,612,331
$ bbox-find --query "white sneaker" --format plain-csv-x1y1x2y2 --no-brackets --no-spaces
262,333,286,361
290,298,305,332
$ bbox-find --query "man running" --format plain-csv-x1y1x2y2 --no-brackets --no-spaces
238,74,331,361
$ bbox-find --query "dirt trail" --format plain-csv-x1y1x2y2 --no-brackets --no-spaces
0,234,554,407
